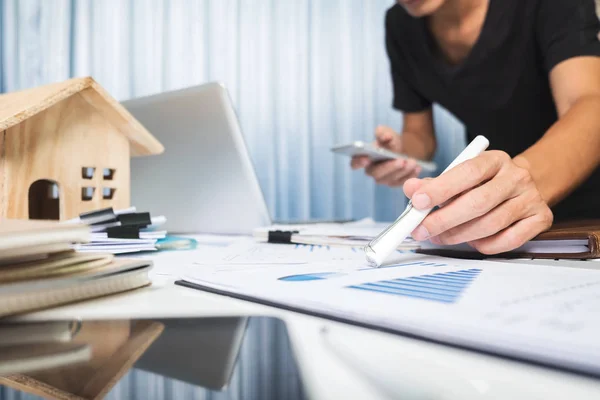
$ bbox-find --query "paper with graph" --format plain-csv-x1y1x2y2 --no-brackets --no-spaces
181,242,600,376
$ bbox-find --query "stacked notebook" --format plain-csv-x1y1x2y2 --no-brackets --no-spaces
65,207,167,254
0,219,153,318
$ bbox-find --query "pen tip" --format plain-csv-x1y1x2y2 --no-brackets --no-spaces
364,245,381,267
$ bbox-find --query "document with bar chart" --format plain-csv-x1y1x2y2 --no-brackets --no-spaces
180,243,600,377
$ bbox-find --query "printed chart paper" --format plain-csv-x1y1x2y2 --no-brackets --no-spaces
182,243,600,376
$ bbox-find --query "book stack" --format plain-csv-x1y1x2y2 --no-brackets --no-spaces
0,219,153,318
64,207,167,254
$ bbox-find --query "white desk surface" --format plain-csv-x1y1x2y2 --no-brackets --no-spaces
10,237,600,400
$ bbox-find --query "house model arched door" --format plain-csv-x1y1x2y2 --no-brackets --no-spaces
28,180,60,220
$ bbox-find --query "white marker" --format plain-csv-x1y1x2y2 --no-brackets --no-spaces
364,135,490,267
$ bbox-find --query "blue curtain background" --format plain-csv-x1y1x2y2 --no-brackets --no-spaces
0,0,466,223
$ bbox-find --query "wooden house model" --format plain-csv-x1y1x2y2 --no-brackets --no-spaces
0,77,163,221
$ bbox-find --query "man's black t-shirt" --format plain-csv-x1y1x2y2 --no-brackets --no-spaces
385,0,600,221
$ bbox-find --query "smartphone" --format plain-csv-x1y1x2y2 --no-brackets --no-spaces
331,141,437,172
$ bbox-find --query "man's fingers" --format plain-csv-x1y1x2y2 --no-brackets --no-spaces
468,209,553,255
410,151,509,210
428,191,537,245
375,125,396,146
351,156,371,170
381,164,420,186
413,174,519,240
367,158,424,186
365,159,405,182
403,177,431,199
377,167,406,186
404,158,418,172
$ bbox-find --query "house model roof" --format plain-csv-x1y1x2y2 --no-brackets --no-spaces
0,77,164,156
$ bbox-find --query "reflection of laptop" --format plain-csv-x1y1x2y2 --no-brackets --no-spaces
135,317,248,390
123,83,272,235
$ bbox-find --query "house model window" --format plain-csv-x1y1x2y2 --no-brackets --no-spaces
0,77,164,221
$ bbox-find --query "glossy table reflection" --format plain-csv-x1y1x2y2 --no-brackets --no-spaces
0,317,305,400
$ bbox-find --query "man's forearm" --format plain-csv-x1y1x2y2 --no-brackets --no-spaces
514,95,600,207
400,130,437,161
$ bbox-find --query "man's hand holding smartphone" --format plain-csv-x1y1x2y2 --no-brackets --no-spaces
351,126,422,187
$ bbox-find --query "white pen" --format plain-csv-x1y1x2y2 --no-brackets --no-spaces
364,135,490,267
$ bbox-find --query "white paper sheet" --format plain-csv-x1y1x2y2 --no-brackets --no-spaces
192,240,409,270
252,218,417,247
182,246,600,376
136,234,248,278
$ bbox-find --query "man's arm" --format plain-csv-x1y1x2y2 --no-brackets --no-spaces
514,56,600,207
398,108,437,161
403,56,600,254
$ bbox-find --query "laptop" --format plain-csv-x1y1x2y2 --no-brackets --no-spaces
123,82,272,235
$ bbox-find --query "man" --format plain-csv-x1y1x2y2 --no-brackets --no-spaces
352,0,600,254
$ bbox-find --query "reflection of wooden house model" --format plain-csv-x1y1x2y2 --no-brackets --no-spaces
0,320,165,400
0,77,163,221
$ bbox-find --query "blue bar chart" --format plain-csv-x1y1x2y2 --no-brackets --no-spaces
279,272,341,281
348,269,482,303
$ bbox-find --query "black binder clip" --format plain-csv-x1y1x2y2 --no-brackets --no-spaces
79,207,118,225
267,230,299,244
117,212,152,229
